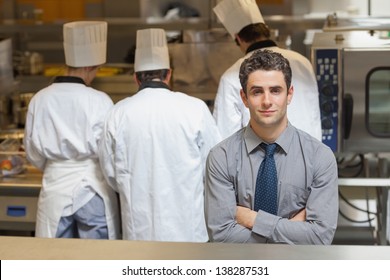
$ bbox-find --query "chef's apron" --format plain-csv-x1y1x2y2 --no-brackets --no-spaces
35,158,120,239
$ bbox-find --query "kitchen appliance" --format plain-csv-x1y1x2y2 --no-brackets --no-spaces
0,162,41,234
311,30,390,153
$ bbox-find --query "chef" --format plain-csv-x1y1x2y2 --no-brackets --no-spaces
99,28,221,241
212,0,322,141
24,21,120,239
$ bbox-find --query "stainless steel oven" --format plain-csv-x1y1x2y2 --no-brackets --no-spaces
311,31,390,153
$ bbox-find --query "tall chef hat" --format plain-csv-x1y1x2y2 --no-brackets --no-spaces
63,21,107,67
213,0,265,39
134,28,170,72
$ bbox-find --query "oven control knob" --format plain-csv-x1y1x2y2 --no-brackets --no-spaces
320,84,334,96
321,101,334,115
322,118,333,129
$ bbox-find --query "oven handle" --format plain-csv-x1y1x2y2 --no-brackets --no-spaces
343,93,353,139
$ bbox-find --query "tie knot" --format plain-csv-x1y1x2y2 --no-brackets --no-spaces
261,143,278,157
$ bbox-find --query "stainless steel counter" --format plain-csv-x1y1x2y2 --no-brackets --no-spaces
0,166,42,188
1,236,390,260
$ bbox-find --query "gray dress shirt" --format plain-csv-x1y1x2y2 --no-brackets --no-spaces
205,123,339,244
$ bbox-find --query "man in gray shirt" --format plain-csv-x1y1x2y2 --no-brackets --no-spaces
205,49,338,244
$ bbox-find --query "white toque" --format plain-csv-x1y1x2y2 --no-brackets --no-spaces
213,0,264,38
134,28,170,72
63,21,107,67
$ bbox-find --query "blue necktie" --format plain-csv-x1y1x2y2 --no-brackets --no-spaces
254,143,278,214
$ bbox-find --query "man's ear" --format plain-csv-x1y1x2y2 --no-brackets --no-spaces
133,73,140,85
235,34,242,46
165,69,172,83
287,85,294,105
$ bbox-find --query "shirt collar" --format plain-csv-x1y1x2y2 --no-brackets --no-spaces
244,122,294,154
53,76,86,85
138,81,170,91
246,40,278,54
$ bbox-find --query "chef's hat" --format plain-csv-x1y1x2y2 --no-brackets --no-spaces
213,0,265,38
63,21,107,67
134,28,170,72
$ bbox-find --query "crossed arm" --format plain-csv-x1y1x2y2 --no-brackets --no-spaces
236,206,306,229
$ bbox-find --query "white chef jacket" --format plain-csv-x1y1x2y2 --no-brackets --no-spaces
99,82,222,242
213,40,322,141
24,76,120,239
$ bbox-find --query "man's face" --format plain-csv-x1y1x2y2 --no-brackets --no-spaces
241,69,293,133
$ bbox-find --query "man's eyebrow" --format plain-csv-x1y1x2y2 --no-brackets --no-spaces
248,85,263,91
249,85,283,91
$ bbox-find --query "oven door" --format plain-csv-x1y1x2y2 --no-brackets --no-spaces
343,48,390,153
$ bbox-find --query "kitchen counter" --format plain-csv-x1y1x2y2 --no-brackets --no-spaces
0,166,42,188
1,236,390,260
